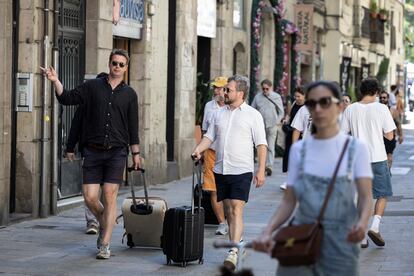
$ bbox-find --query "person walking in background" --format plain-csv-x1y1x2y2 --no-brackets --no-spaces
201,76,228,235
251,79,284,176
342,94,352,110
280,86,305,190
41,49,140,259
389,85,398,108
253,81,373,276
341,77,396,248
65,72,108,235
192,75,267,271
379,90,404,169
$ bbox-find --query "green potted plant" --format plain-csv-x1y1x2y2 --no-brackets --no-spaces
370,1,378,19
379,8,388,21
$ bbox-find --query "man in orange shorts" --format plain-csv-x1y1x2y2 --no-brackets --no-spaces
202,76,228,235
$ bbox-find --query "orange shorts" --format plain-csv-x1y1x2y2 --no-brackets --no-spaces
203,149,216,191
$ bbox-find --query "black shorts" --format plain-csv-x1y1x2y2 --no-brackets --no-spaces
82,147,127,185
384,138,396,154
214,172,253,202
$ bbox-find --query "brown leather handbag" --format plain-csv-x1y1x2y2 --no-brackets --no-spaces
271,138,350,266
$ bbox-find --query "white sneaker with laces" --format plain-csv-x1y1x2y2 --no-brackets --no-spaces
96,244,110,259
215,223,228,235
223,250,238,271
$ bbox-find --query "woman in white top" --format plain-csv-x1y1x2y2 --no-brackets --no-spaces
253,81,373,276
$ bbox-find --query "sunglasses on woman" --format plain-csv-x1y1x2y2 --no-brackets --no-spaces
111,61,126,68
305,96,339,110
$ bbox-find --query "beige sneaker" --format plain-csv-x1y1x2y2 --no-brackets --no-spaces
223,250,238,271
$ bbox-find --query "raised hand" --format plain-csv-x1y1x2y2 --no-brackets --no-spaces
40,66,58,82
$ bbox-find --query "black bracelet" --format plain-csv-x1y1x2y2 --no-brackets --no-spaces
132,152,140,156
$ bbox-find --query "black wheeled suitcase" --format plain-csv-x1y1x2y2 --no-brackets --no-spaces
161,161,205,267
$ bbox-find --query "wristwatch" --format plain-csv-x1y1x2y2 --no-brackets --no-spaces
132,152,140,156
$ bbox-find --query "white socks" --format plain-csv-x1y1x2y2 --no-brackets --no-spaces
370,215,382,233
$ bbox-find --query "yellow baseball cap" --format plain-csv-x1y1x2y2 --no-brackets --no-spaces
211,76,227,88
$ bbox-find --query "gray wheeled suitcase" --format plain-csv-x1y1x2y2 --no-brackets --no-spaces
121,168,167,248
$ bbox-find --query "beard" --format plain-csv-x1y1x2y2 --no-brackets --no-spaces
224,96,233,104
214,95,224,102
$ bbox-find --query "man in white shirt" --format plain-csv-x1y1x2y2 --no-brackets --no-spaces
388,85,397,108
291,105,312,143
341,77,396,248
251,79,284,176
192,75,267,271
201,76,228,235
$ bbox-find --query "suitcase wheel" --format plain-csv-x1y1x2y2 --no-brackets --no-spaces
127,234,134,248
198,258,203,265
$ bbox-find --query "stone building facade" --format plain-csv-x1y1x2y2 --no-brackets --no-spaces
310,0,405,96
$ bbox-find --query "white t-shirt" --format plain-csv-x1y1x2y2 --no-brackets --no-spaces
202,100,221,132
340,102,396,163
287,132,372,187
202,100,224,150
291,105,312,139
205,102,268,175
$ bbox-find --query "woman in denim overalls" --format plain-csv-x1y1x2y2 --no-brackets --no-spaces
253,81,373,276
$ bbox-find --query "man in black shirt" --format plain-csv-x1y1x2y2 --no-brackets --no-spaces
66,72,108,235
41,49,140,259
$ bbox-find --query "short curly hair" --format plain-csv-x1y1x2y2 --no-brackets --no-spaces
360,78,380,97
228,74,250,100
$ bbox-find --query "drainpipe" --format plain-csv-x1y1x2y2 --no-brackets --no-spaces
50,0,59,215
40,0,50,218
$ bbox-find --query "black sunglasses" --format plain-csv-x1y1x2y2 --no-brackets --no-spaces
111,61,126,68
305,97,339,110
262,87,270,91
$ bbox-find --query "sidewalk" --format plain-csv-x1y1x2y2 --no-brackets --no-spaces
1,128,414,275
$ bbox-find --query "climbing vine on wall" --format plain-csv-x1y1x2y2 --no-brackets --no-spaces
250,0,300,101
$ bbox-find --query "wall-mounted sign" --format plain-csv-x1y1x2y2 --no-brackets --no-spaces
197,0,216,38
295,4,313,52
340,57,352,94
113,0,145,39
361,64,370,80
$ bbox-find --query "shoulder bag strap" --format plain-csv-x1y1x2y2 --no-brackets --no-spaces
316,137,350,223
264,94,281,116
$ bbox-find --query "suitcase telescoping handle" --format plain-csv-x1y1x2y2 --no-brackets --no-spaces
191,155,202,215
127,167,152,215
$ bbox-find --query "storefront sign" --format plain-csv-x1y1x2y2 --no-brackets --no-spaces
113,0,145,39
295,4,313,52
361,64,370,80
197,0,216,38
340,57,352,94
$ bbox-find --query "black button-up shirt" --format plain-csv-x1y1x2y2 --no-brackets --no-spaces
56,77,139,149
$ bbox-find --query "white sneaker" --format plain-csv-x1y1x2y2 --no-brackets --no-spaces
223,250,238,271
96,244,110,259
215,223,228,235
280,183,287,190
